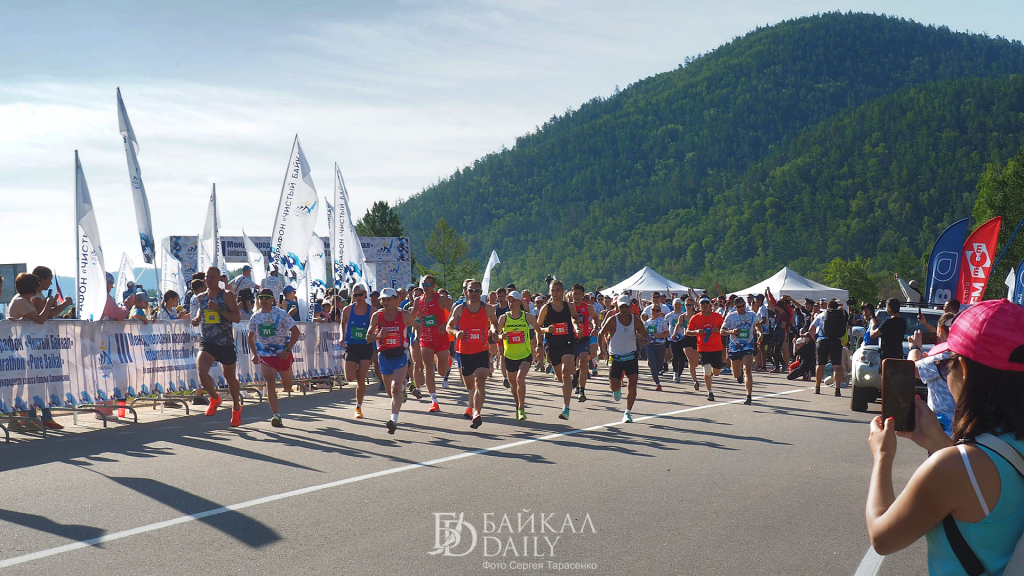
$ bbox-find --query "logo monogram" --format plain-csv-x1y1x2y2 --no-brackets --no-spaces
430,513,477,557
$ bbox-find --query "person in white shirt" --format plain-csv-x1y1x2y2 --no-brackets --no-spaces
260,266,285,301
158,290,188,320
230,265,257,295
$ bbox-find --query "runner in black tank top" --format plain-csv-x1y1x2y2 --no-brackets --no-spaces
537,280,581,421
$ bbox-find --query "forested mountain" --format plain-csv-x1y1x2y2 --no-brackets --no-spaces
395,12,1024,291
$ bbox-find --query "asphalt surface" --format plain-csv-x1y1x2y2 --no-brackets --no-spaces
0,363,929,575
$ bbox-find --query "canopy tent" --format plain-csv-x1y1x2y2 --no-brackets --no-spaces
731,267,848,302
605,267,696,299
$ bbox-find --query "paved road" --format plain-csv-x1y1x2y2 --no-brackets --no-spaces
0,366,928,575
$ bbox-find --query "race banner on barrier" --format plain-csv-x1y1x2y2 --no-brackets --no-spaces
0,321,343,413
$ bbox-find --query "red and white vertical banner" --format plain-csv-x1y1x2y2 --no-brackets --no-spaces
958,216,1003,305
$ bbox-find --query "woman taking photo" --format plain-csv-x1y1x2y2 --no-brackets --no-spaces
866,299,1024,574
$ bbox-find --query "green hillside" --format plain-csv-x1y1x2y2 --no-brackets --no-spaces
395,12,1024,291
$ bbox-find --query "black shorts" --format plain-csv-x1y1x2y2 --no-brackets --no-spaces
200,342,237,366
345,343,374,363
504,354,533,374
460,350,490,376
681,335,698,349
546,345,576,366
698,351,725,369
816,338,843,366
610,358,639,380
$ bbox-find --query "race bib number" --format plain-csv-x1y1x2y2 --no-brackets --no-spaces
384,334,400,347
508,331,525,344
467,328,485,341
647,324,657,335
422,314,438,327
258,322,275,338
204,309,220,324
738,328,750,340
350,326,367,340
552,323,568,336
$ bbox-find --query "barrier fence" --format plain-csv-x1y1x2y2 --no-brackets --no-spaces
0,320,344,413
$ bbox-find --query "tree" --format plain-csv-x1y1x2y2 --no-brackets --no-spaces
974,145,1024,299
821,257,877,305
417,219,479,290
356,201,405,237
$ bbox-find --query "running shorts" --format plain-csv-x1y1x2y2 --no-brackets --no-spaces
610,357,639,380
200,342,237,366
728,349,754,361
504,354,533,374
698,351,725,369
259,352,294,372
378,351,409,375
345,343,374,363
681,335,698,349
816,338,843,366
589,336,598,346
420,337,449,354
546,344,576,366
575,339,591,356
460,350,490,376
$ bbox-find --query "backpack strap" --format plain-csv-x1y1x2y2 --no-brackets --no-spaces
942,433,1024,576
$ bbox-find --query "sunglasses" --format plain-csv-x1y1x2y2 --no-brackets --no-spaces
421,282,433,288
354,292,366,297
468,289,482,293
257,295,274,300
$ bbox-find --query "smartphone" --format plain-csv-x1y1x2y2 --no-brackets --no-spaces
881,358,916,432
47,289,53,298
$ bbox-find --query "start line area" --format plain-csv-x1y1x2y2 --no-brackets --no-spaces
0,369,929,575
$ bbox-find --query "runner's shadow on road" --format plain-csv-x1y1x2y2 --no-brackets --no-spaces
751,405,865,426
106,476,280,548
0,508,105,543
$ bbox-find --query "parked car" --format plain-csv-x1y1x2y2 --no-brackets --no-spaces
850,307,942,412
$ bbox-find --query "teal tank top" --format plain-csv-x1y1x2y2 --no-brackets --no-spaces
926,432,1024,575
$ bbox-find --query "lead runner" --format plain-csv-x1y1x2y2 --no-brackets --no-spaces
190,266,244,427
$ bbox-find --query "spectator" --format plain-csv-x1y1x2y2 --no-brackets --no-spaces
229,265,257,294
8,273,55,324
187,278,206,318
861,303,880,346
30,266,74,319
236,288,255,322
260,266,285,301
183,272,205,311
866,299,1024,571
810,299,849,396
282,286,299,321
787,334,816,381
871,298,906,362
101,271,136,321
129,288,151,323
158,290,187,320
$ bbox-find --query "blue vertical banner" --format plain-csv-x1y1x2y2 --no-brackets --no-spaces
925,218,969,305
1016,257,1024,306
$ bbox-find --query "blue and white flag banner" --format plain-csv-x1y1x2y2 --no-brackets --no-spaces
117,88,156,264
270,135,319,284
75,151,108,322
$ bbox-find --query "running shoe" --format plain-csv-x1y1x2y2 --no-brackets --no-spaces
743,397,752,406
655,384,663,392
442,376,450,389
590,368,598,377
738,371,745,384
205,395,223,416
721,367,732,375
378,380,386,391
707,391,715,402
558,407,569,420
354,406,364,419
519,408,528,421
612,388,621,401
386,420,396,434
411,386,422,400
230,408,242,427
464,407,473,419
578,391,587,403
471,415,483,429
834,388,842,397
546,366,553,375
673,373,680,383
623,411,633,423
503,377,511,389
693,380,700,391
271,414,283,427
429,402,440,412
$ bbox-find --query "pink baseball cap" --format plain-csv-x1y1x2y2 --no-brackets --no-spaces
928,299,1024,372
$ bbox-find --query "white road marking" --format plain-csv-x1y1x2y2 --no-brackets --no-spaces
853,547,884,576
0,387,808,568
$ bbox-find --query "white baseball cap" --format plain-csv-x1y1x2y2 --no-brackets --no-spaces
507,291,522,301
380,287,398,299
616,294,631,306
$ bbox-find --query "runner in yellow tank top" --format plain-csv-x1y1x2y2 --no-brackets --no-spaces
497,291,541,421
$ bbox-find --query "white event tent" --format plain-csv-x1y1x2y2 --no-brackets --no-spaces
731,267,848,302
605,267,696,299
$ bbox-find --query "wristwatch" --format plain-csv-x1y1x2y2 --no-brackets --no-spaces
909,345,921,352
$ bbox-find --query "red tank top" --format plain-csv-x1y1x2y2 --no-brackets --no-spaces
575,303,591,337
377,310,406,351
417,294,446,340
456,303,490,355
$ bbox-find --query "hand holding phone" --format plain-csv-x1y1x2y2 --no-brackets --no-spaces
881,358,916,432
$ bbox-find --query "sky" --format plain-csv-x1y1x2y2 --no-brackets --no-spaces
2,0,1023,281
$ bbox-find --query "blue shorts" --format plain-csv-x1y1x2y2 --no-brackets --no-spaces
378,351,409,375
729,349,754,361
589,336,597,345
576,339,592,356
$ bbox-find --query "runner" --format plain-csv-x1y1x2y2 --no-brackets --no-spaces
494,287,511,386
721,296,760,405
497,291,541,421
247,288,300,427
684,296,725,401
411,274,453,412
405,286,425,400
643,302,671,391
597,294,650,423
665,298,687,383
190,267,244,426
341,284,373,418
368,290,385,390
569,283,598,402
366,288,418,434
446,279,499,429
537,279,582,420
